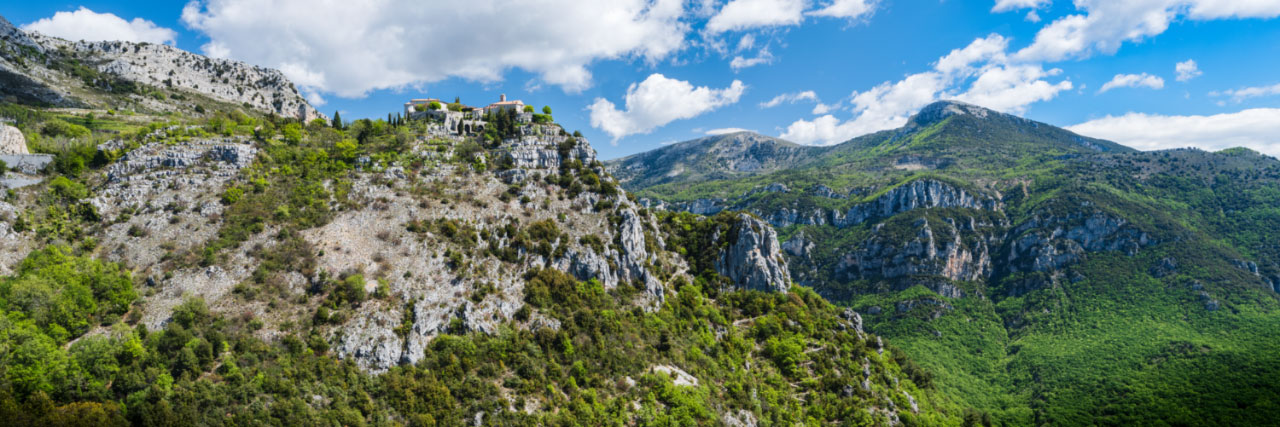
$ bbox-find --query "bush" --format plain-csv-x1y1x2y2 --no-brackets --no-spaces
40,120,90,139
47,176,88,201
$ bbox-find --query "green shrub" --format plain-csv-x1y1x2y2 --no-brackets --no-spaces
47,176,88,201
39,119,90,139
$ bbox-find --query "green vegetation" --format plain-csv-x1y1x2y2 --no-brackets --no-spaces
613,102,1280,425
0,247,957,425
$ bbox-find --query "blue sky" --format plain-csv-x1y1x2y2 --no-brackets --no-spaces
7,1,1280,159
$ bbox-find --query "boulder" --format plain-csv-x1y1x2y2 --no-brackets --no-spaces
0,125,28,155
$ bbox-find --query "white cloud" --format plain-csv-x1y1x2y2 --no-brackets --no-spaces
589,74,746,141
181,0,689,98
706,127,754,135
1098,73,1165,93
1016,1,1280,62
781,34,1072,145
992,0,1049,12
808,0,877,19
1175,59,1202,82
1067,108,1280,156
730,48,775,70
782,72,948,145
706,0,807,33
1172,59,1203,82
935,34,1009,74
1211,82,1280,103
23,7,176,45
760,90,819,108
956,65,1073,112
811,102,839,114
736,34,756,51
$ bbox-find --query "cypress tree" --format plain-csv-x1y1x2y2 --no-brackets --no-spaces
332,111,343,129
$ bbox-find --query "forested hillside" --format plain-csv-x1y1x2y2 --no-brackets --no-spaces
609,100,1280,425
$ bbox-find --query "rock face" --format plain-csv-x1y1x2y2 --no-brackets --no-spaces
715,214,791,293
838,180,1000,227
498,127,597,180
0,125,28,154
837,216,996,285
0,15,321,120
1005,211,1153,274
665,179,1001,230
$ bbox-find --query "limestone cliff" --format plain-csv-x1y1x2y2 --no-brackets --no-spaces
714,214,791,293
0,15,321,120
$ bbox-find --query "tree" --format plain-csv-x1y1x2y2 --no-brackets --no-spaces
523,105,534,113
542,106,552,115
335,139,359,162
282,123,302,144
332,111,343,129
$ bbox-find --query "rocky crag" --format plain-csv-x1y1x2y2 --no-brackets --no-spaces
0,14,320,120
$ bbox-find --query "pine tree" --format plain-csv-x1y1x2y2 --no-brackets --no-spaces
332,111,343,129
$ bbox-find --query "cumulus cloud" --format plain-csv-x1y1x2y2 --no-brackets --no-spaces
811,102,839,114
808,0,878,19
23,7,176,44
956,65,1073,111
781,34,1072,145
1175,59,1203,82
1067,108,1280,156
1098,73,1165,93
1211,82,1280,103
706,127,754,135
730,48,775,70
181,0,689,98
589,74,746,141
1016,1,1280,62
706,0,807,33
760,90,819,108
992,0,1050,12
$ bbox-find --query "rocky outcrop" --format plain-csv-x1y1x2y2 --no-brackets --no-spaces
499,129,597,174
809,184,845,199
0,124,28,154
837,217,996,285
714,214,790,293
666,179,1002,229
836,179,1001,227
1006,211,1153,274
1,16,320,120
103,138,257,183
781,231,814,260
1151,257,1178,278
660,198,726,215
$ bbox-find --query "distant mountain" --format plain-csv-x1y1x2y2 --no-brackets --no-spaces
611,100,1280,425
607,101,1129,202
609,131,818,189
0,15,321,120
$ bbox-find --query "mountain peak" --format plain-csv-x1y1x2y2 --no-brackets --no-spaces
907,100,1002,128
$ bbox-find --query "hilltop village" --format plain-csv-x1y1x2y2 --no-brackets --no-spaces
402,94,547,135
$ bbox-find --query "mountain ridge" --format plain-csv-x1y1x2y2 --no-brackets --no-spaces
607,100,1131,200
0,14,322,121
